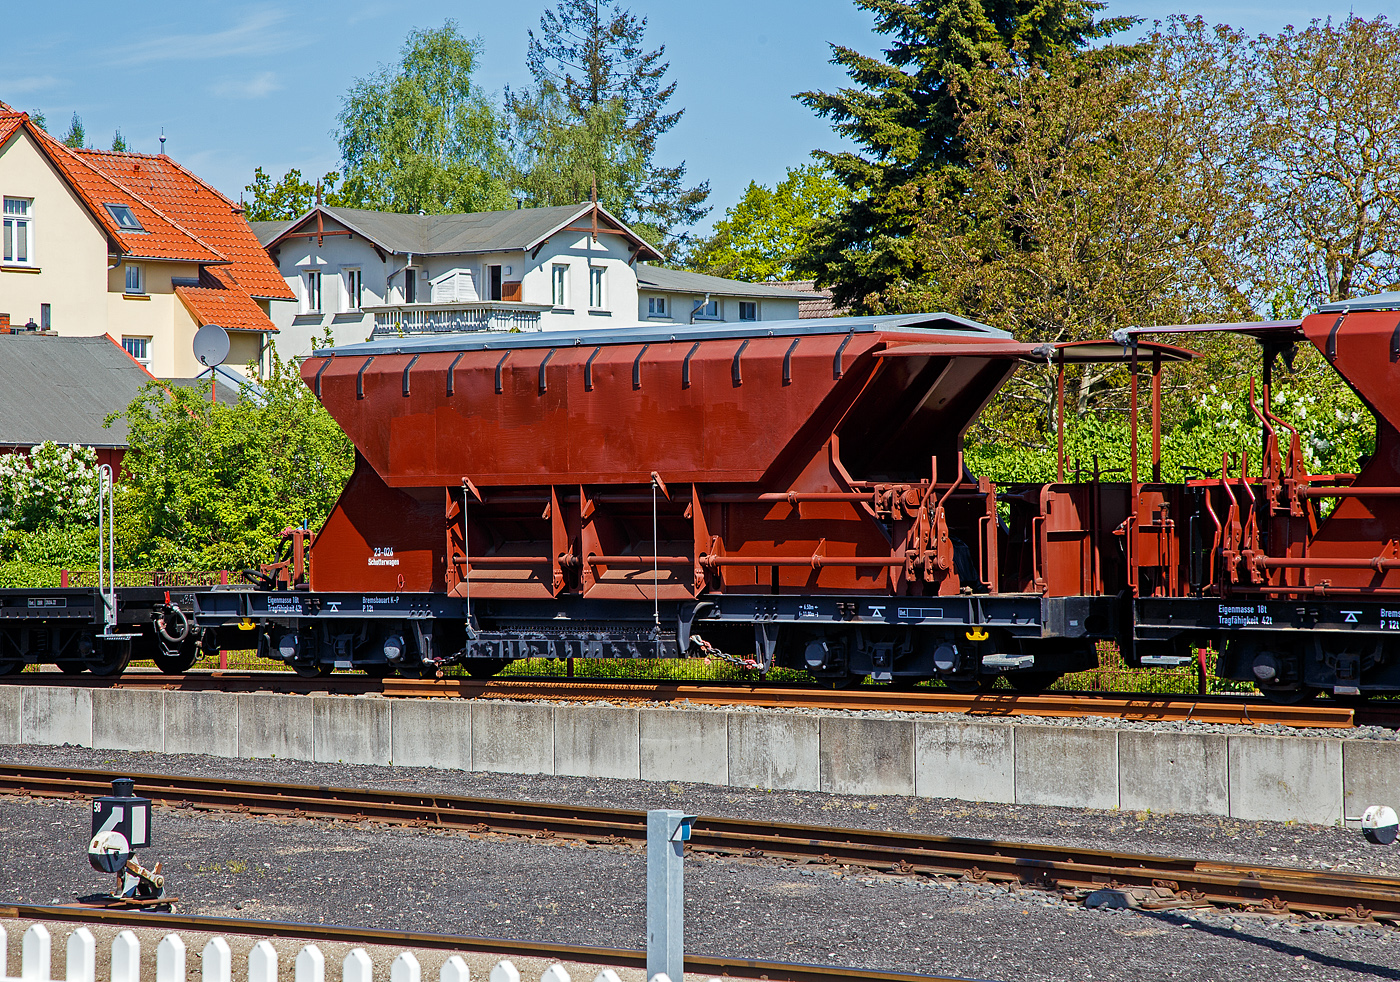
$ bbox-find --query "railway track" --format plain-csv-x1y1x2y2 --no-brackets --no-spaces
0,904,955,982
4,764,1397,925
0,671,1374,729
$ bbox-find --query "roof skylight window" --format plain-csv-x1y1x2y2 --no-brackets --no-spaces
104,203,144,231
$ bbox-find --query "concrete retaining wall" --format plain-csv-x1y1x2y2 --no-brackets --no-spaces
5,684,1395,825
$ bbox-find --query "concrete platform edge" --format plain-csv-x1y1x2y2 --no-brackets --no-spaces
0,684,1372,824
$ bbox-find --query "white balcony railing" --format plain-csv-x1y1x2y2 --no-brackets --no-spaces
366,303,549,336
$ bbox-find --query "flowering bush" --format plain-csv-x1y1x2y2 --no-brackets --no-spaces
0,442,100,535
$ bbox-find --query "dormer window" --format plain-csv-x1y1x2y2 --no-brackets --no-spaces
104,203,145,232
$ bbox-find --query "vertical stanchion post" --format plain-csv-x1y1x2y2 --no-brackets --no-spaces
218,570,229,668
97,464,116,636
647,809,694,982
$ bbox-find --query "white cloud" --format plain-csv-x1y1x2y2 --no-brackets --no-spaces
107,9,306,67
345,2,394,27
212,72,281,99
4,76,59,95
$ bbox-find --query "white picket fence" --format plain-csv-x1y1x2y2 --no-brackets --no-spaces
0,924,709,982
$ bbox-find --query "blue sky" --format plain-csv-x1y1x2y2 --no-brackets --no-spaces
6,1,1387,232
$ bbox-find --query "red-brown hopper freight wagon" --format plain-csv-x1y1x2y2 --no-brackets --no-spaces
190,314,1118,685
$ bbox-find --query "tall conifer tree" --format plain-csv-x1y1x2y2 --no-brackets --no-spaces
798,0,1131,310
512,0,709,253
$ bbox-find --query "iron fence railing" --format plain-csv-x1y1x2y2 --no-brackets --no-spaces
62,570,229,588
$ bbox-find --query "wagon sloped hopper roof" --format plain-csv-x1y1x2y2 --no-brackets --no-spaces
1318,290,1400,313
302,310,1033,498
314,311,1012,358
1110,320,1305,344
1046,339,1197,363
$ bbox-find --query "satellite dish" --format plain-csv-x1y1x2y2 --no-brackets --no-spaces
193,323,230,368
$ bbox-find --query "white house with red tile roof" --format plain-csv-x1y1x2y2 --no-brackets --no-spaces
0,101,292,378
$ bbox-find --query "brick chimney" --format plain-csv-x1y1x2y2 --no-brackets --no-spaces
0,313,9,334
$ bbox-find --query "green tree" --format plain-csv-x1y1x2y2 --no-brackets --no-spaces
242,167,343,222
512,0,708,252
1244,16,1400,304
335,22,515,215
0,443,101,586
798,0,1131,310
62,112,86,149
511,90,645,222
110,344,354,571
887,41,1254,442
966,342,1374,485
685,165,848,281
111,129,128,152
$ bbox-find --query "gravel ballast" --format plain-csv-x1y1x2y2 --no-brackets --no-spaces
4,745,1400,980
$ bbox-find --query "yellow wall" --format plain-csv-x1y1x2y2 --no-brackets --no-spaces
227,331,262,375
0,129,109,334
104,261,198,377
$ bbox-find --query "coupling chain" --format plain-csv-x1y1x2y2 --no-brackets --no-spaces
689,635,760,671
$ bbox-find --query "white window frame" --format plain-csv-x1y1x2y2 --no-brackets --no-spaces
552,264,568,308
304,270,322,312
3,196,34,266
695,298,721,320
647,296,667,318
344,267,363,311
124,262,144,295
588,266,605,309
122,336,151,365
738,300,758,322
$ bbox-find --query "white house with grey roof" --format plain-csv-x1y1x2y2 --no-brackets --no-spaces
252,202,802,358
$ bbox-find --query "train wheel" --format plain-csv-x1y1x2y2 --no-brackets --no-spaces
88,640,132,678
57,661,87,675
1006,672,1061,694
0,659,24,676
293,663,334,678
1256,682,1319,705
152,647,199,675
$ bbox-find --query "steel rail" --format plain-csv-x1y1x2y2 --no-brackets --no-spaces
0,904,958,982
3,765,1397,925
0,672,1361,728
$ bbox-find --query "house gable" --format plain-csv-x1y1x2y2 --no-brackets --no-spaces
0,109,278,378
0,124,112,335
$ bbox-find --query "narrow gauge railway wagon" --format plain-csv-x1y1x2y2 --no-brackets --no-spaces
1121,290,1400,703
194,313,1136,687
9,294,1400,701
0,583,210,676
